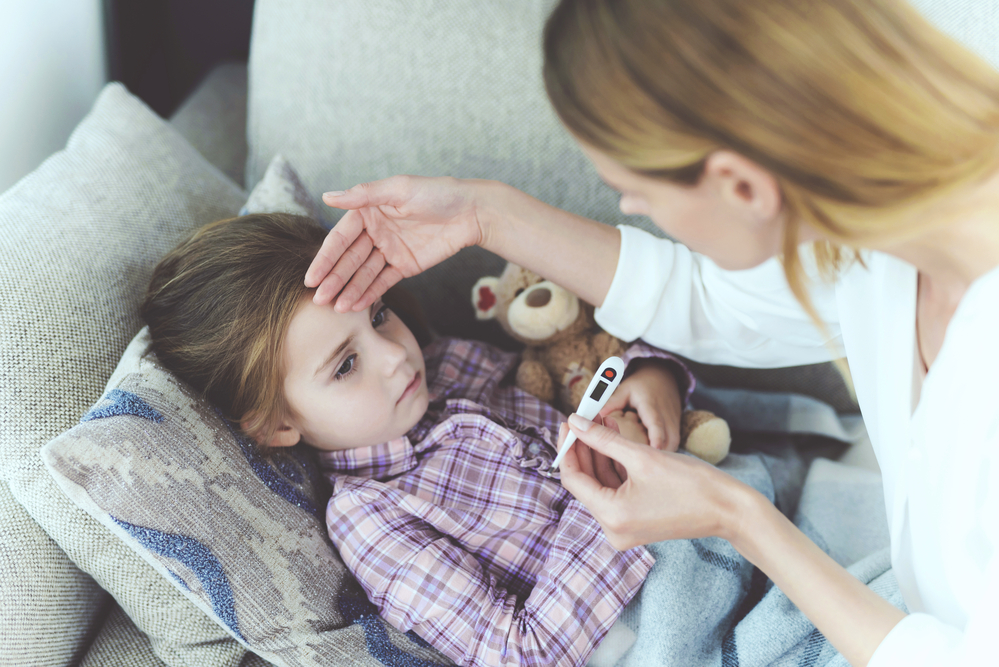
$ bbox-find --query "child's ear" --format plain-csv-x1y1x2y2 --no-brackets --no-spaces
242,418,302,449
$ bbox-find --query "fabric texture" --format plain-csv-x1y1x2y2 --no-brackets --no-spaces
908,0,999,69
241,154,327,222
0,81,250,667
79,605,169,667
0,478,108,667
169,61,249,187
320,338,690,667
41,155,453,667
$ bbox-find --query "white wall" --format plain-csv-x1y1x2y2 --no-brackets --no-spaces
0,0,106,193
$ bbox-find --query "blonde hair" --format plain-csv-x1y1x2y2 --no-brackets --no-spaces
543,0,999,323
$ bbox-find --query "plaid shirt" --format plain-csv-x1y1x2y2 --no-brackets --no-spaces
319,337,695,667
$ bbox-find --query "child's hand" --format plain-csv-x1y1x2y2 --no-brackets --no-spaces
598,359,683,451
603,410,648,446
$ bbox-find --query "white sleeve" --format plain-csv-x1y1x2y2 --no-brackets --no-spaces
595,225,843,368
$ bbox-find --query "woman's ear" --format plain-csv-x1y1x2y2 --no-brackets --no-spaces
704,151,782,222
241,417,302,448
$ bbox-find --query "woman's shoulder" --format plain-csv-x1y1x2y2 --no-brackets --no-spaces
919,266,999,446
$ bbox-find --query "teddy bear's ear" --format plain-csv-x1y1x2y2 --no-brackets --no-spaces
471,276,500,320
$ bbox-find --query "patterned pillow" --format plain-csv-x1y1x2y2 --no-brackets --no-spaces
42,157,453,667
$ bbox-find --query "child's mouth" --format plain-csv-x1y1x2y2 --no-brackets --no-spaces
398,371,421,404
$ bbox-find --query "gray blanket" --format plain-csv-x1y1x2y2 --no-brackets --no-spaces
589,385,908,667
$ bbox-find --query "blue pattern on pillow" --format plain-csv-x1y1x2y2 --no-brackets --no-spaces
81,388,164,423
338,595,444,667
111,516,244,642
219,412,322,520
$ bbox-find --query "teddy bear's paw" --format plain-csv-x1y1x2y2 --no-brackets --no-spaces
682,410,731,465
563,365,594,409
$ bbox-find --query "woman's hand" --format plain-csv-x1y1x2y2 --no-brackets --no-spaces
306,176,496,311
558,415,749,550
598,359,684,451
575,410,648,489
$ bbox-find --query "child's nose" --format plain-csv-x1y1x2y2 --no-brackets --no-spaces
379,338,408,374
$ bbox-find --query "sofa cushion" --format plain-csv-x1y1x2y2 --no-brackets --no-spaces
0,82,252,667
170,61,249,187
41,156,452,667
0,479,109,667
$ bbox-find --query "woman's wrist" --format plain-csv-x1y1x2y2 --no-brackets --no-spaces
474,180,538,257
714,475,777,554
471,180,622,306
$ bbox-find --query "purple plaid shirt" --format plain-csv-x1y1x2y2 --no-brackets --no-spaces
319,337,695,667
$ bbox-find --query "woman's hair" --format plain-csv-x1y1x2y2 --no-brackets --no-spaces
543,0,999,321
141,213,327,446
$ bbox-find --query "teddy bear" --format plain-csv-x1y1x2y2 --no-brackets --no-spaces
471,262,731,465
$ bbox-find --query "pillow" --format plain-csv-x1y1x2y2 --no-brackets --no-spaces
0,82,252,666
241,153,328,224
42,155,453,667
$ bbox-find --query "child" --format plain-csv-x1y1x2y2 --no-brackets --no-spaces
141,213,697,667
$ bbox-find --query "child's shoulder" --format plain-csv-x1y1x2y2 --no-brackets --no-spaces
423,337,520,398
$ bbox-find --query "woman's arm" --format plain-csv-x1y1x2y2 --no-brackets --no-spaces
557,417,905,667
308,177,620,311
732,484,906,667
311,177,842,369
475,180,621,308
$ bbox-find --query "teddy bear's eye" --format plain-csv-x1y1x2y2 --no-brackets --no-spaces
515,288,525,297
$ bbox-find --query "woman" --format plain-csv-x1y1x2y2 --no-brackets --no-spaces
304,1,999,665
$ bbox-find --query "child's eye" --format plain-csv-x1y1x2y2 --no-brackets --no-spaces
333,354,357,381
372,304,391,327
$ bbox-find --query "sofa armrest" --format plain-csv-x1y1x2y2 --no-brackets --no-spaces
169,61,248,187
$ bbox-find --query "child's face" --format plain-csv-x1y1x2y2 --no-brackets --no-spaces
278,296,429,451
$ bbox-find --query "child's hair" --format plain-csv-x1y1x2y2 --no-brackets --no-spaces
141,213,327,446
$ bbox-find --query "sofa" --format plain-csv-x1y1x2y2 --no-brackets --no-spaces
1,1,995,666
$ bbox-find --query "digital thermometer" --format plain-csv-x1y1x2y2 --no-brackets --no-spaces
551,356,626,470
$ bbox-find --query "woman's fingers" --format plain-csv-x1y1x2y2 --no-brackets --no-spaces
598,391,630,419
306,212,367,291
558,441,615,508
353,265,405,312
317,230,374,306
566,415,646,470
335,247,386,312
322,177,410,211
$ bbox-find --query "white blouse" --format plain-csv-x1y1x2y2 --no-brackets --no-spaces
595,225,998,666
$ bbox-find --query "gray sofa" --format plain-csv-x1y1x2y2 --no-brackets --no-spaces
1,1,995,666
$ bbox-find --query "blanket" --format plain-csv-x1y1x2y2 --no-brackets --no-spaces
587,384,908,667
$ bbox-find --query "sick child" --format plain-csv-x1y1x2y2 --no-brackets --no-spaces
140,212,698,667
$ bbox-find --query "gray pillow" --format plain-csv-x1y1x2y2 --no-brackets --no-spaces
42,155,453,667
0,81,251,667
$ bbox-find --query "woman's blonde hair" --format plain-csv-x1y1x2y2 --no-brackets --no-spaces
543,0,999,322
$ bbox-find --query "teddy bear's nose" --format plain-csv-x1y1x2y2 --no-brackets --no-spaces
526,287,551,308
